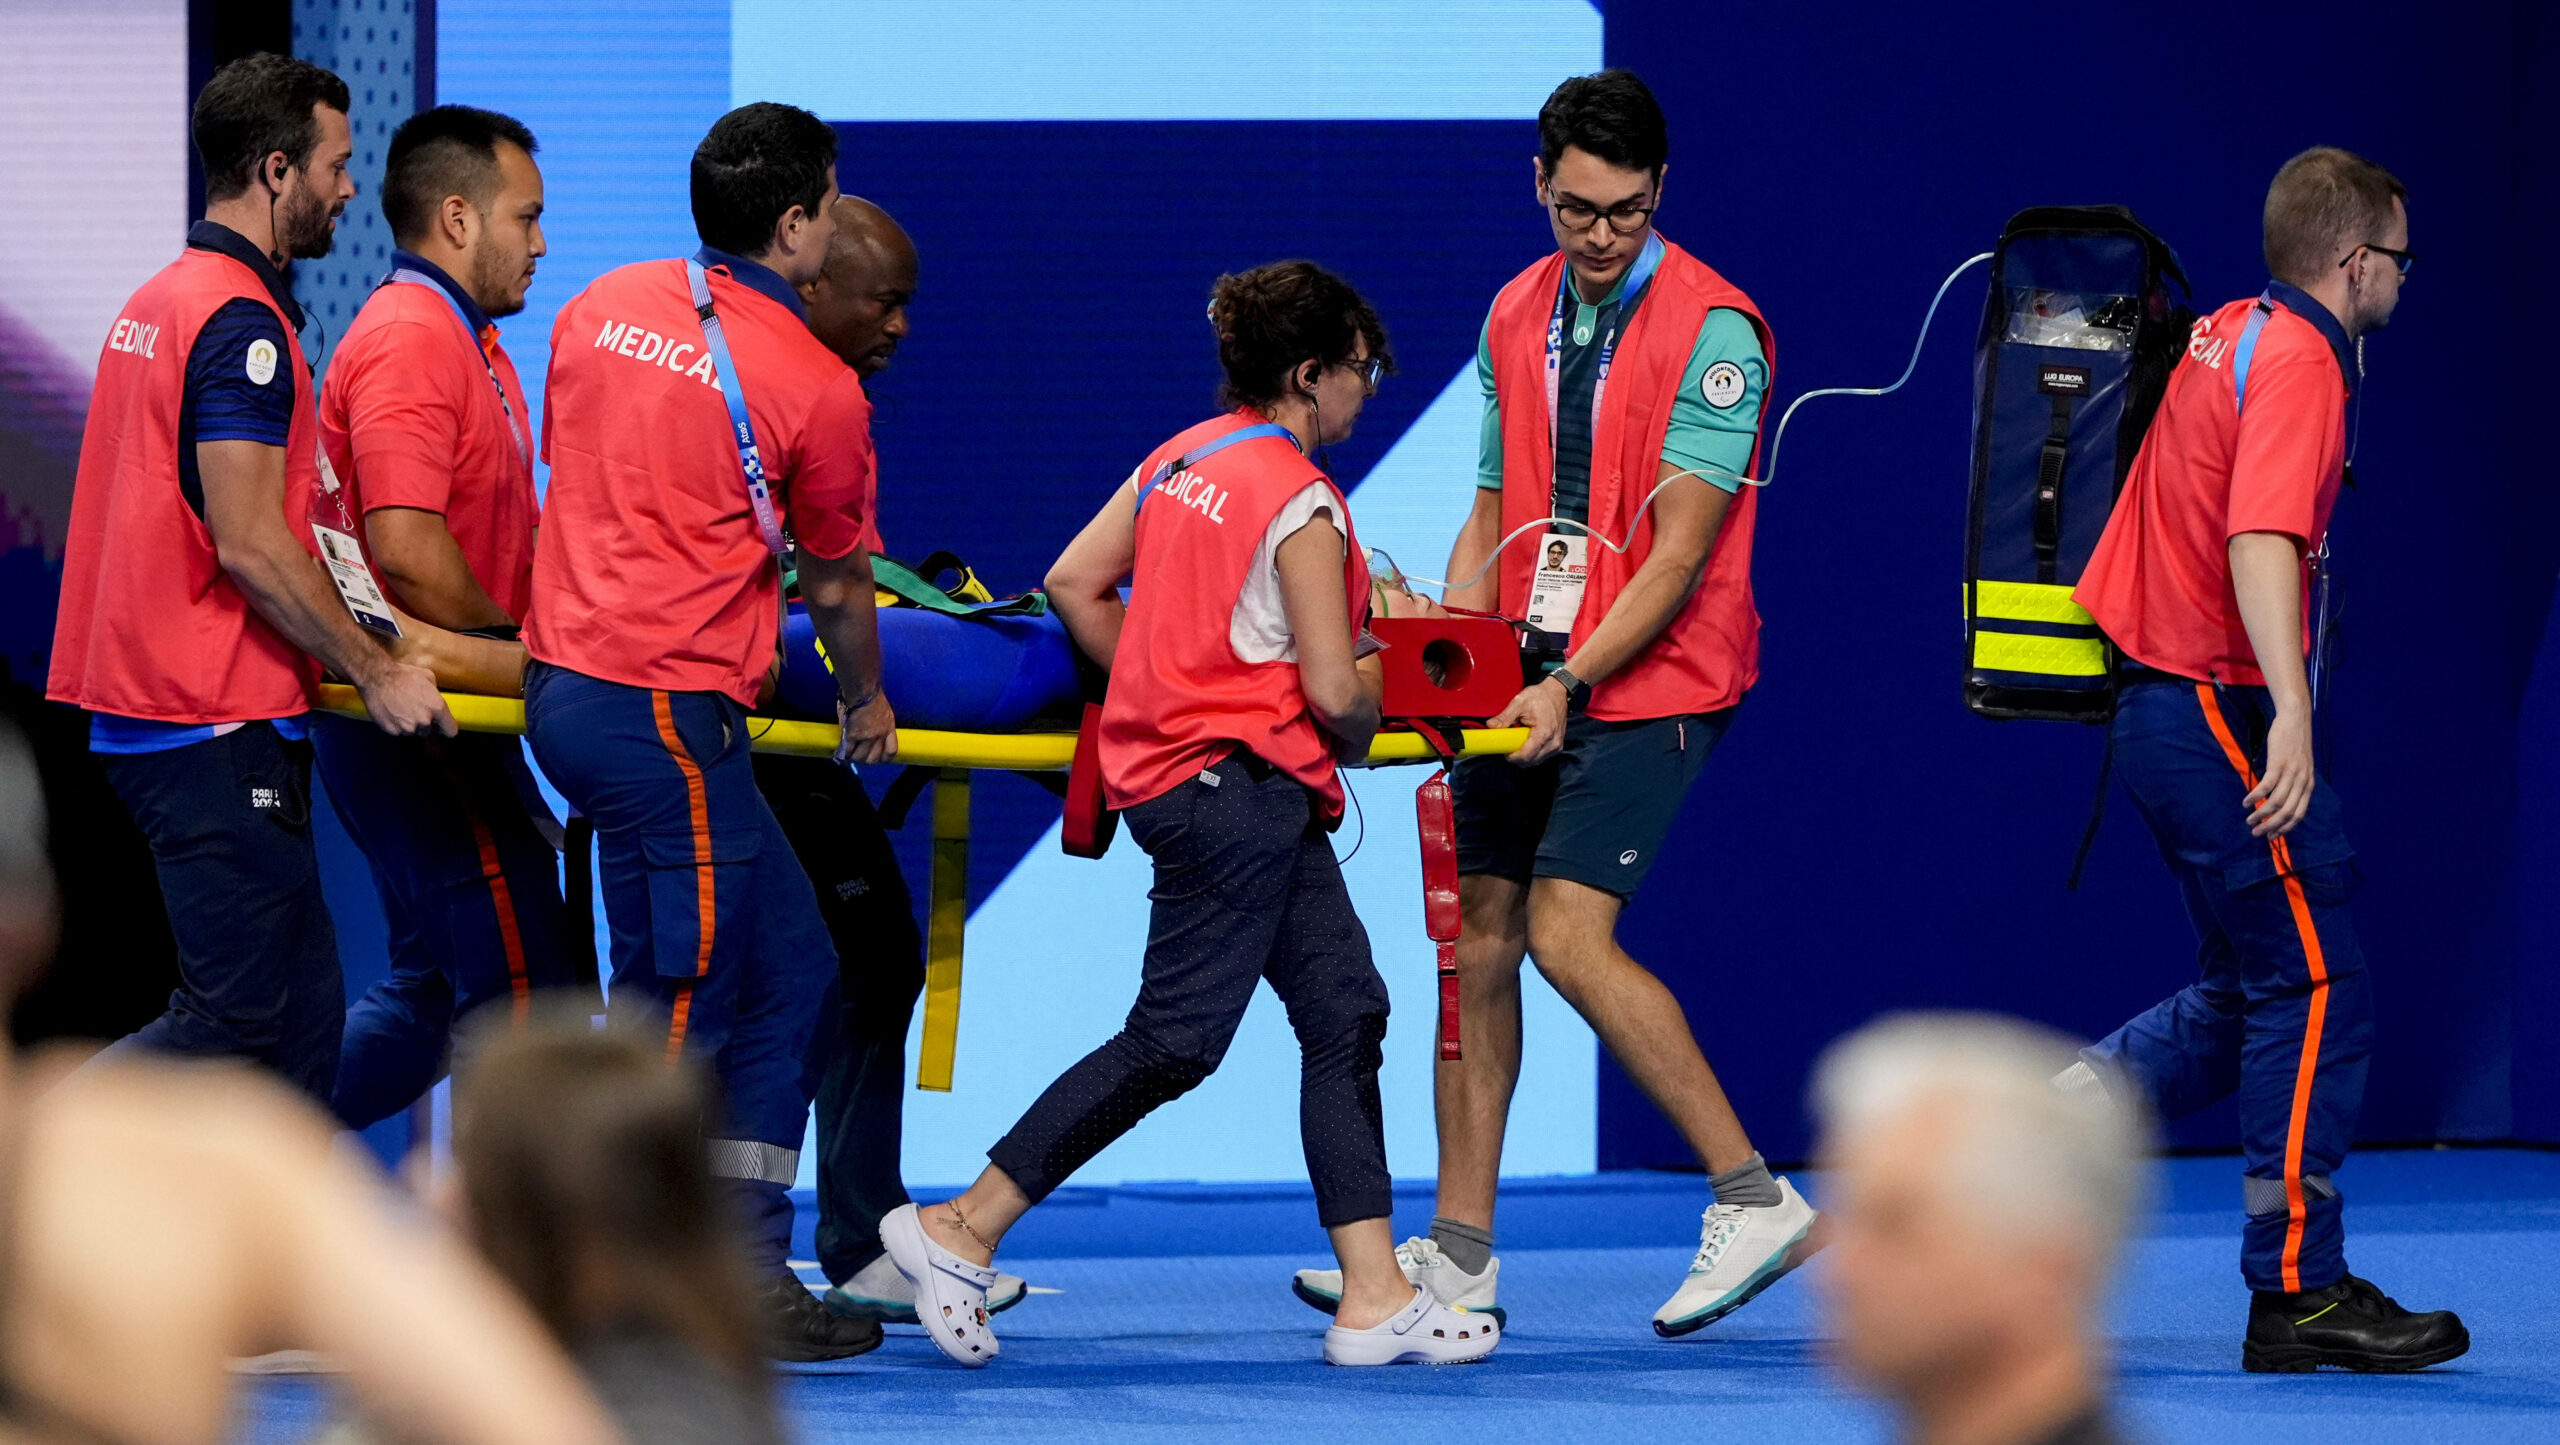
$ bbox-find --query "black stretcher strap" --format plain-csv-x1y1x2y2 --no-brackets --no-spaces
2034,392,2074,585
562,815,600,999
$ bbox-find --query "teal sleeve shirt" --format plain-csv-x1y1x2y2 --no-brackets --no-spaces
1477,304,1768,497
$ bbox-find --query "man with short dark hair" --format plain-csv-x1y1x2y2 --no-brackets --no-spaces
2069,146,2468,1371
48,54,454,1102
1295,67,1816,1340
754,197,1030,1325
797,195,916,387
312,104,571,1133
522,102,890,1362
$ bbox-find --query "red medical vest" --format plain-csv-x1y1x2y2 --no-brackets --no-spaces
320,279,539,621
48,247,320,723
1483,237,1773,721
526,259,873,705
2075,296,2348,686
1101,410,1371,817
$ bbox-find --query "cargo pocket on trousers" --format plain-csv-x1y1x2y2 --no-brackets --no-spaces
639,825,763,979
2220,833,2356,902
235,731,313,834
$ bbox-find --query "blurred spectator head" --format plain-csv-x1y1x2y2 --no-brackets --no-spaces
451,1011,766,1388
1814,1013,2151,1439
0,719,59,1006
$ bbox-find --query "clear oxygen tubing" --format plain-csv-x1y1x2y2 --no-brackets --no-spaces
1383,250,1997,596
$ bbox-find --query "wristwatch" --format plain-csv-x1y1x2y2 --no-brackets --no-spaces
1547,666,1592,711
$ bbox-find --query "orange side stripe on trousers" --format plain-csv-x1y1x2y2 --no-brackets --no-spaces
426,740,537,1024
453,786,535,1023
650,691,718,1059
2197,684,2332,1292
665,983,696,1064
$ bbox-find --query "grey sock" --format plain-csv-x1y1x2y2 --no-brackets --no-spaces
1428,1216,1495,1275
1708,1151,1783,1209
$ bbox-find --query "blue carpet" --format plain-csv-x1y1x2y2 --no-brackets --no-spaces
236,1149,2560,1442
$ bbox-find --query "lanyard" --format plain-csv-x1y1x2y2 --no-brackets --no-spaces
1542,232,1665,472
2232,290,2352,710
1134,421,1298,516
385,268,529,467
685,260,789,558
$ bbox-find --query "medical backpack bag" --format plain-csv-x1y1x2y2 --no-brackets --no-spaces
1963,205,2191,723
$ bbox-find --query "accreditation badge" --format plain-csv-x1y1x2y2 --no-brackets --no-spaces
1523,531,1590,637
307,443,402,638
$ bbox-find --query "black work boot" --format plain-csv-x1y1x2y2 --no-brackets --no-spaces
759,1270,884,1362
2243,1274,2469,1373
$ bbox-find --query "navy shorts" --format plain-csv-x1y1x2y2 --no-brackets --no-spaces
1451,706,1735,898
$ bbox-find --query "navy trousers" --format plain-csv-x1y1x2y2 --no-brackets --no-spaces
2086,677,2374,1294
989,755,1394,1228
758,754,925,1286
311,715,574,1130
103,721,343,1101
524,663,837,1269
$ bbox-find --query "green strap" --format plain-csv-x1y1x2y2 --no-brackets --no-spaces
869,553,1049,619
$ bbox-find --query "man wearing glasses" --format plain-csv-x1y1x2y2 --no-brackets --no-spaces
2066,147,2467,1372
1298,69,1817,1339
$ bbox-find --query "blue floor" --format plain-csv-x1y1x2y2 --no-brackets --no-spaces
239,1149,2560,1442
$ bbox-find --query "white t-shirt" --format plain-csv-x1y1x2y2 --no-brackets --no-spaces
1230,480,1340,665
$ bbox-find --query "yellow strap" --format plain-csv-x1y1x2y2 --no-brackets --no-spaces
313,685,1526,771
1971,579,2096,626
1971,630,2107,677
916,768,970,1093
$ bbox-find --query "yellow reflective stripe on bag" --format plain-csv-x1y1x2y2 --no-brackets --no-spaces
1972,579,2095,627
1971,630,2107,677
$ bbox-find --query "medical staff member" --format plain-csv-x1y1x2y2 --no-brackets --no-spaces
311,105,572,1132
1340,69,1813,1337
521,102,887,1364
2068,147,2467,1373
47,55,452,1103
751,197,1032,1326
880,263,1496,1370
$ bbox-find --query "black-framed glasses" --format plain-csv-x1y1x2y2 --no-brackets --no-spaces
1550,195,1657,236
2343,243,2417,278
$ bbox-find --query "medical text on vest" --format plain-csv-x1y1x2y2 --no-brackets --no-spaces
1151,467,1229,524
107,318,161,359
592,318,724,390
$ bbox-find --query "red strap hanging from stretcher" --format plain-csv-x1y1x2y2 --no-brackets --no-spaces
1416,767,1463,1061
1061,702,1117,858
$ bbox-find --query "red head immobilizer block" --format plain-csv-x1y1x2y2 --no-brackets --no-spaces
1371,616,1520,722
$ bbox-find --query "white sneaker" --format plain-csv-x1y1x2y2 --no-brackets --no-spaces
1323,1286,1501,1366
824,1251,1029,1325
1652,1176,1822,1337
1293,1237,1504,1327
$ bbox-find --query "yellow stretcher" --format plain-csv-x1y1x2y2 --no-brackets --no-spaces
317,685,1525,1090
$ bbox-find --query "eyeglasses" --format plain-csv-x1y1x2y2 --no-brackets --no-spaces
2343,243,2417,278
1550,194,1658,236
1338,356,1386,390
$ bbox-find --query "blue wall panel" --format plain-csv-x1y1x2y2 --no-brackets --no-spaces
291,0,426,368
1595,2,2555,1166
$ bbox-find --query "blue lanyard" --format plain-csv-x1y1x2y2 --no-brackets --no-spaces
2230,289,2345,711
685,260,789,558
2230,291,2275,416
1542,232,1665,473
384,268,529,467
1133,422,1299,516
